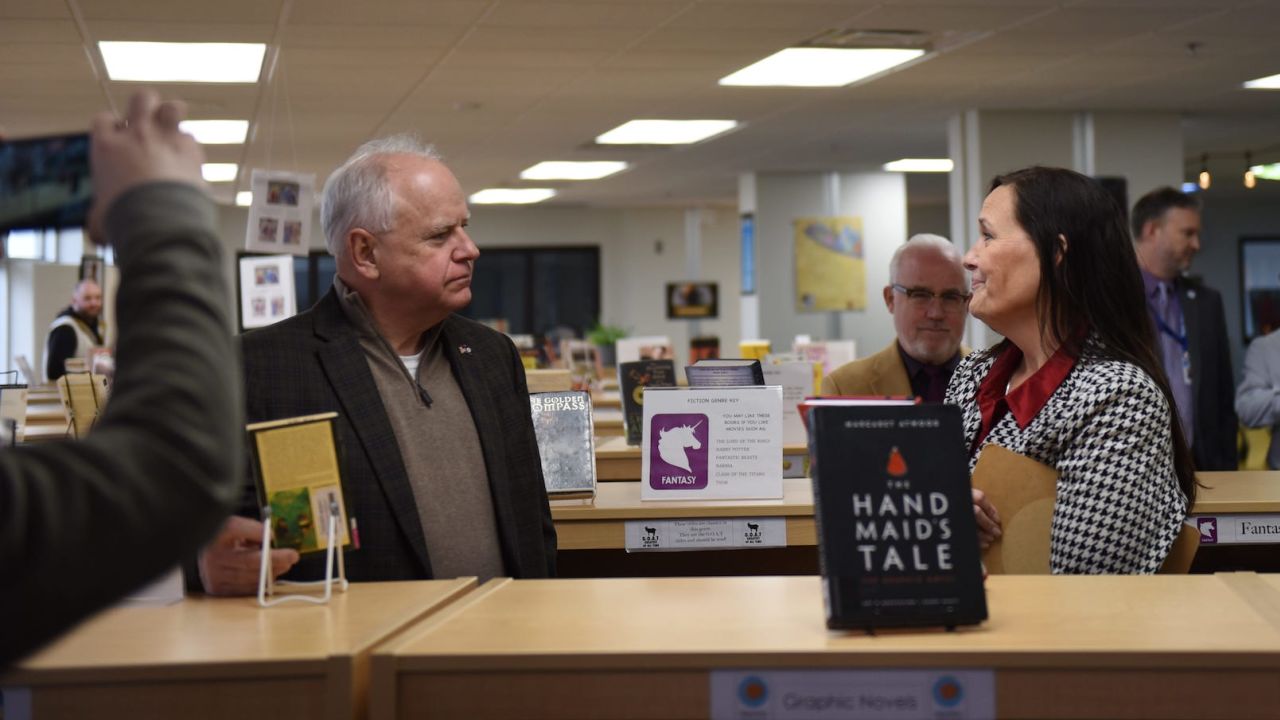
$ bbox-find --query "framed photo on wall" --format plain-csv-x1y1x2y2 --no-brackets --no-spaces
1239,236,1280,341
79,253,104,284
666,282,718,319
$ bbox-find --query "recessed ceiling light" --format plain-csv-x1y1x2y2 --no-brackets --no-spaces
470,188,557,204
1251,163,1280,181
719,47,925,87
201,163,238,182
596,119,739,145
99,41,267,83
520,161,628,181
1243,73,1280,90
235,191,253,206
180,120,250,144
883,158,953,173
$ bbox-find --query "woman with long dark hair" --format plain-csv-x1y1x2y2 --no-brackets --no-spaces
948,166,1195,574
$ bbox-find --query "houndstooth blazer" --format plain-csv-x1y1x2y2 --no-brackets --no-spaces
946,336,1187,574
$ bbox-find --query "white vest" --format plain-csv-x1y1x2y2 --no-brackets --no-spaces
45,315,104,382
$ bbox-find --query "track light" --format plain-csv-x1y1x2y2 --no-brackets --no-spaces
1198,154,1211,190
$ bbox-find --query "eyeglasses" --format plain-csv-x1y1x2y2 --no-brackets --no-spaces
891,284,971,313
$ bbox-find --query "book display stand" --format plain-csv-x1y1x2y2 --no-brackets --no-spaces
57,371,109,439
256,497,348,608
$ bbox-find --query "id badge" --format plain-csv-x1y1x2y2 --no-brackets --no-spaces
1181,350,1192,385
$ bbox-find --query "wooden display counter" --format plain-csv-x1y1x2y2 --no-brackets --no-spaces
592,407,624,438
2,580,476,720
551,477,815,551
371,574,1280,720
1190,471,1280,572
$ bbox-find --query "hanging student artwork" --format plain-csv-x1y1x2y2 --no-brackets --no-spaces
245,169,315,256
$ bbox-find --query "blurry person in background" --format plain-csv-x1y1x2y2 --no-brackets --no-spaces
44,278,106,382
1132,187,1237,471
822,234,969,401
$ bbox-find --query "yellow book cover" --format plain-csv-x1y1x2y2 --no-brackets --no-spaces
248,412,351,553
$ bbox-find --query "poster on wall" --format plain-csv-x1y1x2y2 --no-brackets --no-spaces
793,215,865,312
238,254,297,330
1240,237,1280,340
244,169,315,256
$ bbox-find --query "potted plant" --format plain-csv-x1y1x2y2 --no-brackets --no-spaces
586,322,628,369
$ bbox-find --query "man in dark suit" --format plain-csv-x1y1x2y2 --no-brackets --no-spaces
197,137,556,593
1133,187,1237,471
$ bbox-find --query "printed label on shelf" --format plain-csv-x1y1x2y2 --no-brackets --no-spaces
1192,514,1280,545
624,517,786,551
710,669,995,719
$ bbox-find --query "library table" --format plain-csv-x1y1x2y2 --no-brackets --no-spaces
550,477,817,577
23,400,64,424
1,579,476,720
371,574,1280,720
1190,471,1280,572
592,407,624,437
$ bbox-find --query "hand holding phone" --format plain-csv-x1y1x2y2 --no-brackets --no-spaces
88,90,207,243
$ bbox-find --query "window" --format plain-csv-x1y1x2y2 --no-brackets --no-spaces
462,247,600,337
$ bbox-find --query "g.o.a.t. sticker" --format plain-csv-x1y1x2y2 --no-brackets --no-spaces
649,413,709,490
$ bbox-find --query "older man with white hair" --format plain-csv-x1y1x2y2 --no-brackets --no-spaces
196,136,557,594
821,233,970,401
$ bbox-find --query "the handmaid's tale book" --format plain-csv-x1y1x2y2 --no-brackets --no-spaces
247,412,351,553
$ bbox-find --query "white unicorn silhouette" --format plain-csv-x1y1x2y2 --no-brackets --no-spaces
657,420,703,472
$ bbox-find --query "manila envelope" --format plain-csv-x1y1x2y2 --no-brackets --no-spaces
971,444,1058,574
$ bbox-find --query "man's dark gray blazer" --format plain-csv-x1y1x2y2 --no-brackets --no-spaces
1178,278,1238,471
240,288,557,581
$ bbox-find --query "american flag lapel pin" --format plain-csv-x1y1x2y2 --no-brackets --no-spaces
459,344,472,354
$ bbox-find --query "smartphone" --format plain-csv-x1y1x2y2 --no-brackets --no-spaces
0,132,92,234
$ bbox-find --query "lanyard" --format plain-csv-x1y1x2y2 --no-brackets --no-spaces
1150,308,1189,351
1148,297,1192,385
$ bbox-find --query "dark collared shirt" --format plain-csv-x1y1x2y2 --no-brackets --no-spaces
897,343,961,403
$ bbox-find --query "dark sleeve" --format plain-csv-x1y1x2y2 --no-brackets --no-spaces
507,335,558,576
0,182,241,666
45,325,77,381
1211,292,1239,470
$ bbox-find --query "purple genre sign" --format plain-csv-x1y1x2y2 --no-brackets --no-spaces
1196,517,1218,545
649,412,710,490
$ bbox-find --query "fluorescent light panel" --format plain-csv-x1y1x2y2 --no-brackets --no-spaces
470,188,557,204
596,119,738,145
180,119,249,144
99,41,267,83
883,158,953,173
201,163,238,182
719,47,925,87
520,161,627,180
235,191,253,206
1243,73,1280,89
